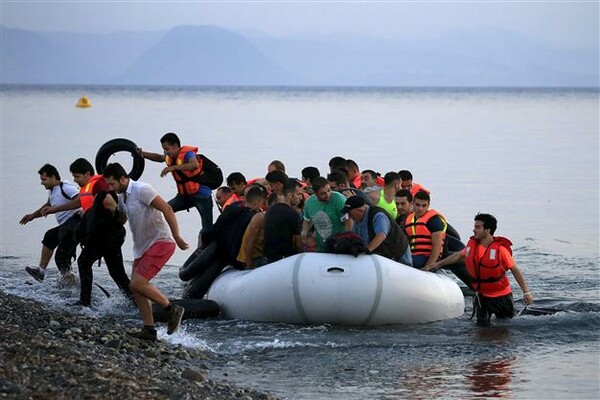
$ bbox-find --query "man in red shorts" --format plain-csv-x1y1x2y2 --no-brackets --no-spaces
103,162,189,341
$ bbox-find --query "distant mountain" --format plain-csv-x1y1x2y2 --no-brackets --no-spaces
1,25,597,87
0,26,164,84
118,25,299,85
248,27,599,87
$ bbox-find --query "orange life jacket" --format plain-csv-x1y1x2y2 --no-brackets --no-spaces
222,194,243,211
405,209,446,257
465,236,512,295
410,182,430,197
165,146,202,195
79,175,104,212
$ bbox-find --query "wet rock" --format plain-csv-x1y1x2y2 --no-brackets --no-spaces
181,368,205,382
0,379,25,395
105,338,122,350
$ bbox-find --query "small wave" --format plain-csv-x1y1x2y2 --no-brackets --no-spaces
157,325,215,352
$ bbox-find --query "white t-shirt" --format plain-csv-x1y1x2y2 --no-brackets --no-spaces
117,180,174,259
49,181,79,225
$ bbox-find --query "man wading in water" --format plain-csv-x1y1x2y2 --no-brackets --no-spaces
427,213,533,326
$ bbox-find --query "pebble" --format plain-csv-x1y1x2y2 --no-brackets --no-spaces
0,290,276,400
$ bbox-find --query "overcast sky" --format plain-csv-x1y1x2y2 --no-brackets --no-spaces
2,1,598,51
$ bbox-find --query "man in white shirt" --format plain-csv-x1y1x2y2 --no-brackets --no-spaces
103,162,189,341
20,164,80,284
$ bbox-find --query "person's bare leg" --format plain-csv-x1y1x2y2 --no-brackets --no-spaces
130,273,169,326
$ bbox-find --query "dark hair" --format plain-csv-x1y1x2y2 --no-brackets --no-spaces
327,170,349,185
268,160,286,173
383,172,400,186
245,184,268,203
160,132,181,147
414,190,430,202
69,158,95,175
226,172,247,186
312,176,329,193
395,189,412,202
361,169,378,180
346,159,359,171
38,164,60,180
283,178,301,196
103,163,129,180
216,186,232,195
398,170,413,181
328,156,347,171
265,170,288,184
475,213,497,235
334,167,349,178
301,166,320,182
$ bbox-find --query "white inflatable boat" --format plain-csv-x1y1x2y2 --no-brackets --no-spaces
206,253,465,325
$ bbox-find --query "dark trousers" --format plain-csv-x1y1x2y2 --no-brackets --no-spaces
42,214,81,274
169,194,214,229
474,293,515,326
77,228,131,306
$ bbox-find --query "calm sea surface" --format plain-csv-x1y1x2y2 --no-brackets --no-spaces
1,85,598,399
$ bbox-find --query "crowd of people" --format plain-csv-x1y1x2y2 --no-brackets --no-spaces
21,132,533,334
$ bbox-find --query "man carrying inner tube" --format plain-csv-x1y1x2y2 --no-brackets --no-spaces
139,132,214,235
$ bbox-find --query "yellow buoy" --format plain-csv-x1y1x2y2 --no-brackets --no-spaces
76,95,92,108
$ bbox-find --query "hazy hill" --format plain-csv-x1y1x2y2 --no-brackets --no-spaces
0,26,163,84
248,28,599,87
1,24,597,87
118,25,298,85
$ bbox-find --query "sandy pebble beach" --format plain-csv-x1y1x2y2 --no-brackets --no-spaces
0,291,275,399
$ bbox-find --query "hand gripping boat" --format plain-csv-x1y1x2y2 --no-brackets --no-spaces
207,253,465,325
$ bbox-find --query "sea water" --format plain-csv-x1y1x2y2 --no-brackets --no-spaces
1,85,598,399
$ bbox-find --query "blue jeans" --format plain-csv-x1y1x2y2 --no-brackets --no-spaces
168,194,214,229
399,245,412,267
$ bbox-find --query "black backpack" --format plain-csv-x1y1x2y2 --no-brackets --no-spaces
75,191,125,250
325,232,371,257
175,154,223,190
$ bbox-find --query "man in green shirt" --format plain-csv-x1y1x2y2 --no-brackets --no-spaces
302,177,352,251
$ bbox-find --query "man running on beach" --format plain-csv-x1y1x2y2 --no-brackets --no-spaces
103,162,189,341
21,164,80,284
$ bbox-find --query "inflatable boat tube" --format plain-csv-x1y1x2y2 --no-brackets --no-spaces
95,138,145,180
179,241,218,282
152,298,220,322
183,260,225,299
207,253,464,325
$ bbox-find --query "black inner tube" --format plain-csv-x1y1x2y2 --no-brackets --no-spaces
95,138,145,181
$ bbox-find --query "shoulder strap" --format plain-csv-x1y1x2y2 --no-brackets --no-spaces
59,182,76,200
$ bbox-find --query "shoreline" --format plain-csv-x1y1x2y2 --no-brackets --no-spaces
0,290,275,399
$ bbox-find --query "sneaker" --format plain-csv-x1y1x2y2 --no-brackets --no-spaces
127,327,157,342
166,304,185,335
25,266,44,282
59,271,77,286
